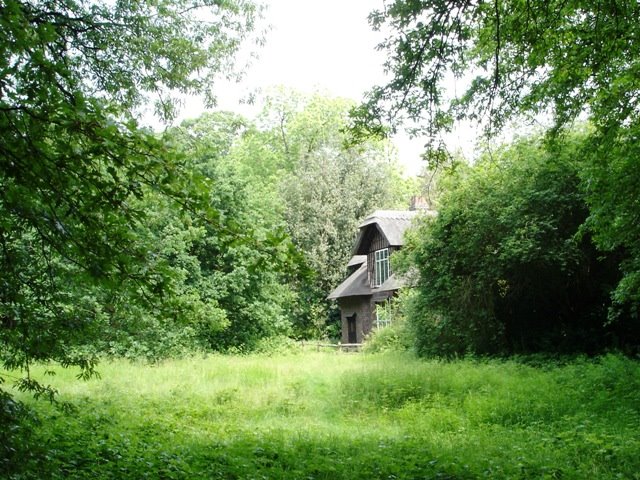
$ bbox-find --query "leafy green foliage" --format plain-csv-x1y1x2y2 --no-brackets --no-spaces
581,124,640,325
359,0,640,150
362,290,415,354
397,135,628,355
358,0,640,334
229,90,419,337
1,0,260,391
0,386,37,477
110,112,302,353
7,353,640,479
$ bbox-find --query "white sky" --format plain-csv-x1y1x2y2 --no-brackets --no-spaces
242,1,386,102
178,0,478,176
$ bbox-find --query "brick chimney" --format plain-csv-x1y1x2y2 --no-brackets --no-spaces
409,195,430,211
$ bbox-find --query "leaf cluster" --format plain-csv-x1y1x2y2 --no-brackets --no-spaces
1,0,260,393
359,0,640,148
399,135,631,355
360,0,640,352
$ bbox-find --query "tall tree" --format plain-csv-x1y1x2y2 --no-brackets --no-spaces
0,0,260,387
163,113,299,351
357,0,640,327
275,92,417,336
397,135,628,356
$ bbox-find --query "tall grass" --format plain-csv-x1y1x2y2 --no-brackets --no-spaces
7,352,640,479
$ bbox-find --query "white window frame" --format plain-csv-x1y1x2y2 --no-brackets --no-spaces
375,301,393,330
373,248,390,287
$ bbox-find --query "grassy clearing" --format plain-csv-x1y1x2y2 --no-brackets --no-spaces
7,352,640,479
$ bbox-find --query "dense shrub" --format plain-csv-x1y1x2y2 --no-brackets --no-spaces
363,291,415,354
398,135,629,356
0,390,37,478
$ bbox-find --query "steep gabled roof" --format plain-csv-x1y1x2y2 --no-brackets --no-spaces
346,255,367,268
353,210,421,254
326,263,370,300
328,209,436,301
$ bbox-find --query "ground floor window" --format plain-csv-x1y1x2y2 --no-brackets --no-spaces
375,300,393,329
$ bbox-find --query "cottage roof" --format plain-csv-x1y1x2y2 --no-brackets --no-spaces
346,255,367,268
353,210,419,254
377,273,405,292
328,209,436,301
326,263,370,300
326,269,407,300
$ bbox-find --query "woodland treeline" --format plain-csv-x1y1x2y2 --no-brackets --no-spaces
361,0,640,357
2,0,640,396
2,84,416,366
4,3,640,478
0,0,412,407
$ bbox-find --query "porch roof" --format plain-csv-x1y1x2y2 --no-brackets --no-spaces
326,263,370,300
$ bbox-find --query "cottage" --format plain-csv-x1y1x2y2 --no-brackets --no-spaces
327,209,431,344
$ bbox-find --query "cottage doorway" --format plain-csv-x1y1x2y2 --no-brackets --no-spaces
347,314,357,343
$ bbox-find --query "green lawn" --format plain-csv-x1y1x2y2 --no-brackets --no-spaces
8,352,640,479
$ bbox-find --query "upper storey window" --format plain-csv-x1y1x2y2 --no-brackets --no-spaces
374,248,390,287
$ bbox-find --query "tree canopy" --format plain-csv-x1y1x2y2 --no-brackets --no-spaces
227,89,419,336
396,135,634,356
1,0,260,385
357,0,640,143
358,0,640,339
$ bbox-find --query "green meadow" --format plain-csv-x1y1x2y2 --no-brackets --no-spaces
9,352,640,479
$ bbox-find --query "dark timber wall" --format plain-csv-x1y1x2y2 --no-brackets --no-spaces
365,228,397,288
338,292,395,343
337,296,372,344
